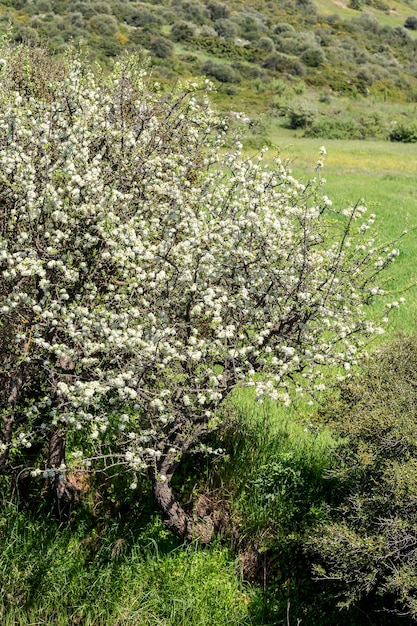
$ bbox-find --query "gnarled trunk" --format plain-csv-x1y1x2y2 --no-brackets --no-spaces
152,476,195,541
48,428,79,516
151,455,214,544
0,371,23,470
0,414,14,471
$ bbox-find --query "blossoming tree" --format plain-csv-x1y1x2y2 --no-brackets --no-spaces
0,46,400,539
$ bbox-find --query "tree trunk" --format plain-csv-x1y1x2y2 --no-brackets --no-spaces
48,428,79,516
0,414,14,470
0,371,23,470
151,470,214,544
152,476,195,540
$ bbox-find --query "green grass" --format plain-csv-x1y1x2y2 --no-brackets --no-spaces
0,503,257,625
315,0,417,31
0,388,338,626
255,134,417,334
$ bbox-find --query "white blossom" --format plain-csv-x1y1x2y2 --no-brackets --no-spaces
0,47,402,498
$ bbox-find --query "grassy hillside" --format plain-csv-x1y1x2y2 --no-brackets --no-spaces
3,0,417,139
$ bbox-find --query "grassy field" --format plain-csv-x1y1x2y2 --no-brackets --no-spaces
315,0,417,30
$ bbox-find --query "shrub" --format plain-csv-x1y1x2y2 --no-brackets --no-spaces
404,15,417,30
170,21,196,41
201,59,241,82
273,22,295,35
305,115,361,139
69,12,85,28
262,51,293,71
176,0,209,24
126,7,155,27
287,100,317,128
213,17,239,40
300,46,326,67
89,14,118,36
290,61,306,77
74,1,111,18
150,36,174,58
206,0,230,21
389,121,417,142
257,36,275,52
307,335,417,621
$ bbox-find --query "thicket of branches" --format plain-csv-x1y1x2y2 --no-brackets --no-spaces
0,45,400,540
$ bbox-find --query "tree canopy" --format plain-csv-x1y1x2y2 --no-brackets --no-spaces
0,45,401,539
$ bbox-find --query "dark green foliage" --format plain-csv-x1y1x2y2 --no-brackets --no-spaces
404,15,417,30
291,60,306,76
37,0,52,11
150,36,174,58
301,46,326,67
68,11,85,28
356,66,374,86
206,0,229,21
13,26,40,44
262,50,293,71
287,100,317,128
305,111,387,139
213,17,239,40
126,7,156,27
257,36,275,52
273,22,295,35
307,335,417,622
174,0,209,25
389,120,417,142
74,1,111,18
306,116,361,139
201,59,241,82
89,13,118,36
171,21,196,41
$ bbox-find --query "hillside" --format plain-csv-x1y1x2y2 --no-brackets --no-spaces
3,0,417,140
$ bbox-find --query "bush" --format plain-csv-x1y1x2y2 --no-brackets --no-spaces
404,15,417,31
307,335,417,621
213,18,239,40
287,100,317,128
290,61,306,76
0,44,400,545
126,7,156,27
273,22,295,35
257,36,275,52
305,115,361,139
201,60,241,82
74,1,111,18
262,51,293,71
389,121,417,142
170,21,196,41
300,46,326,67
175,0,209,24
207,0,229,21
150,36,174,58
89,14,118,36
